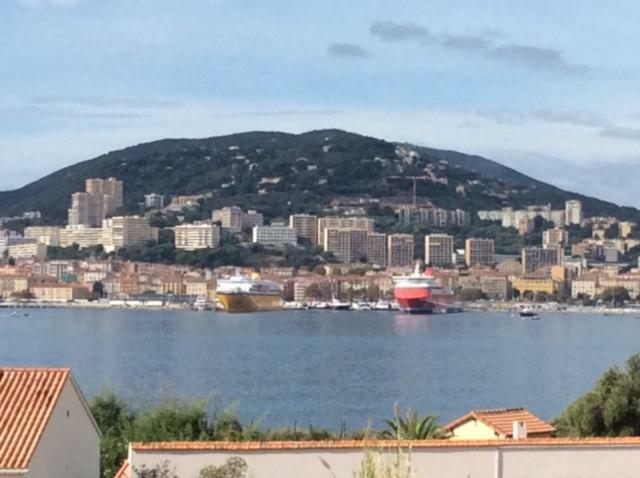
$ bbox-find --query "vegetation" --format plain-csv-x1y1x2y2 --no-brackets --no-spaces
90,390,441,478
1,129,637,225
381,406,442,440
597,287,632,305
354,448,415,478
554,353,640,437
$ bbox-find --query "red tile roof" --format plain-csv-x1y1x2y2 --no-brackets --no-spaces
114,460,131,478
0,368,70,470
443,408,555,437
130,436,640,452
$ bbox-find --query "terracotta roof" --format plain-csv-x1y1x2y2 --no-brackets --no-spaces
443,408,555,437
0,368,70,470
131,436,640,452
114,460,131,478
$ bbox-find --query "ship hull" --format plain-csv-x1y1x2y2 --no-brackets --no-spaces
217,293,283,313
394,287,454,314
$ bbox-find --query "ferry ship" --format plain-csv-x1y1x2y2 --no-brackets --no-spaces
216,274,283,313
393,263,455,313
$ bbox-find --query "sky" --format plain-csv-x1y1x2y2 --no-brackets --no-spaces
1,0,640,206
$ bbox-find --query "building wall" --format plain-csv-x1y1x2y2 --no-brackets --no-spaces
129,443,640,478
449,419,500,440
27,380,100,478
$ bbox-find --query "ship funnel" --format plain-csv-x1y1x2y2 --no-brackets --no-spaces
424,267,434,277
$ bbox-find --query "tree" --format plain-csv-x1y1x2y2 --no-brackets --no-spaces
598,287,630,306
134,461,178,478
92,281,106,299
534,291,550,303
554,353,640,437
380,405,442,440
199,457,248,478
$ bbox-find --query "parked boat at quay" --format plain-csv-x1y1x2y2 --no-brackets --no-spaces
216,274,283,313
393,263,455,314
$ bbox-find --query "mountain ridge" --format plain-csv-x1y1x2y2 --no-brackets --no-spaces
0,129,637,223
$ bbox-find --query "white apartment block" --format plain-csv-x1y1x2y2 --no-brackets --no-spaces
212,207,264,233
59,226,105,249
174,222,221,250
571,279,597,299
289,214,318,245
144,193,165,209
252,225,297,247
7,241,47,260
103,216,159,252
542,228,568,247
425,234,454,267
24,226,61,247
565,200,583,226
317,217,374,248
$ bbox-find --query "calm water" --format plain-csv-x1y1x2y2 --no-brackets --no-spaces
1,308,639,430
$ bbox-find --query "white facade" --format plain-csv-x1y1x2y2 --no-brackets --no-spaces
174,223,221,250
127,439,640,478
252,225,297,247
565,200,583,226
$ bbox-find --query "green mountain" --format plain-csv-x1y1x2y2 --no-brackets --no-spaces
1,129,638,223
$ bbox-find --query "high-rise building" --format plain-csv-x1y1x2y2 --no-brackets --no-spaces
366,232,387,267
102,216,158,252
323,229,368,263
23,226,61,247
317,217,374,248
522,247,562,274
144,193,165,210
542,228,568,248
425,234,454,267
464,238,495,267
252,225,297,247
68,177,124,227
565,200,583,226
387,234,414,268
174,222,221,250
212,207,263,233
289,214,318,245
619,221,636,238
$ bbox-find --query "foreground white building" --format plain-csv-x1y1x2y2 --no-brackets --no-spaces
0,367,100,478
117,436,640,478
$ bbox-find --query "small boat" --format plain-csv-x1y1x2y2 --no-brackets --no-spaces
520,308,540,320
373,301,393,311
329,298,351,311
352,302,372,311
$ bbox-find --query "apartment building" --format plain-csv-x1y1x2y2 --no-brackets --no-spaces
59,226,104,248
366,232,387,267
522,247,562,274
212,207,264,233
464,238,495,267
103,216,159,252
317,216,374,248
289,214,318,245
144,193,165,209
23,226,61,247
396,205,470,227
425,234,454,267
0,275,29,299
387,234,414,268
323,229,368,263
565,200,583,226
7,241,47,260
68,177,123,227
252,225,297,247
542,228,568,247
31,284,92,302
174,223,221,250
512,277,556,295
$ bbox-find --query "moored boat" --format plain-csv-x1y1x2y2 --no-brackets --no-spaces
393,263,455,314
216,274,283,313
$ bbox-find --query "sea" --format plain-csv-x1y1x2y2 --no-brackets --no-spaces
1,308,638,430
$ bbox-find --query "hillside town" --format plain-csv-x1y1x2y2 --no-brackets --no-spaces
1,177,639,310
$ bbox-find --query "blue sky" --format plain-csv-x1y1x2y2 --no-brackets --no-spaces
1,0,640,206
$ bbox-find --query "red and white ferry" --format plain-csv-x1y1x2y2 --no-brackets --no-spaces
393,263,455,313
